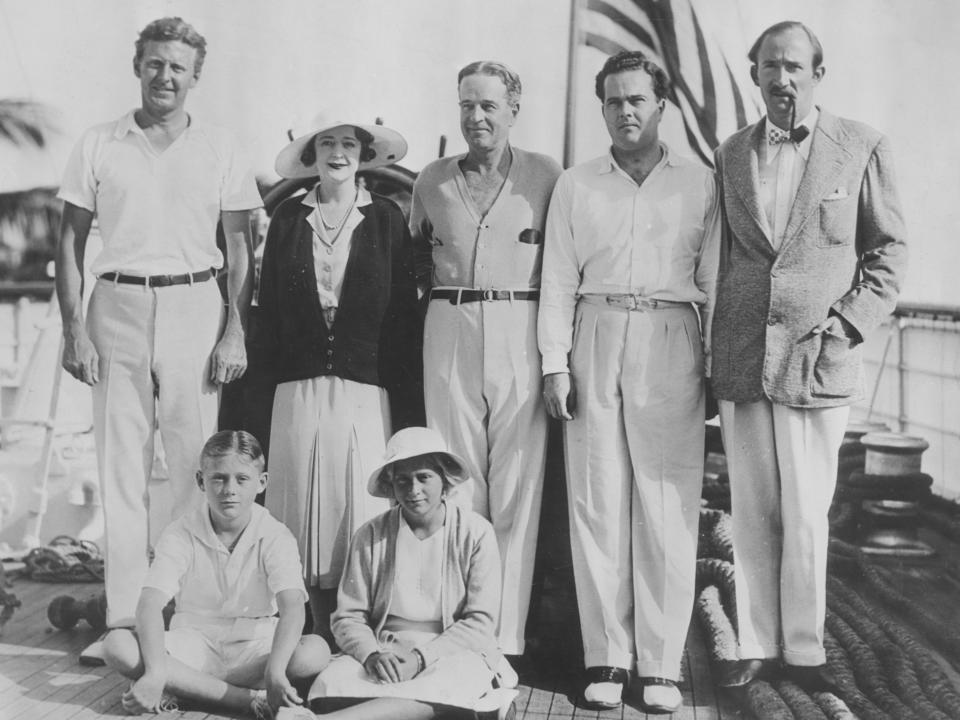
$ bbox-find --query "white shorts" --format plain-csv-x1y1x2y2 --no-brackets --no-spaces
166,615,278,688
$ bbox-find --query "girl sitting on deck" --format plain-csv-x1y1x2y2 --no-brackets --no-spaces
308,427,516,720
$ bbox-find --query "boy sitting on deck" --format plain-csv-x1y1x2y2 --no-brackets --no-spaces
102,430,330,718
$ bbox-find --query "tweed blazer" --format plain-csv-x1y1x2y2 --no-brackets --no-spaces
711,109,907,407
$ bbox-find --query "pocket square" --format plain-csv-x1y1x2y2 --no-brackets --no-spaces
824,187,848,200
519,228,543,244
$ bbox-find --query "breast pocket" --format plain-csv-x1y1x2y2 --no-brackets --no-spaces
513,228,544,281
518,228,543,245
817,191,857,247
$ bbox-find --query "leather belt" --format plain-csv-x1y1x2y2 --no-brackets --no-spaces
430,288,540,305
580,293,689,311
98,268,216,287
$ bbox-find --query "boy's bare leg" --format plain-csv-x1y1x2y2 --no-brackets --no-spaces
164,660,260,713
228,635,331,688
102,628,301,715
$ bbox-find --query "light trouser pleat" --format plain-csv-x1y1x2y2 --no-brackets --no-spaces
423,299,547,655
564,302,704,679
88,279,222,628
718,398,848,665
267,377,390,589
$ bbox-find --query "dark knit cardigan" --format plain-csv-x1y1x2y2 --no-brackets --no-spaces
253,191,424,428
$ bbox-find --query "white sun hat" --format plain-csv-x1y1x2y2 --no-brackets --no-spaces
274,112,408,179
367,427,470,499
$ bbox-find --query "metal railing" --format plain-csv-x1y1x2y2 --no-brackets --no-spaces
0,291,957,497
856,301,960,498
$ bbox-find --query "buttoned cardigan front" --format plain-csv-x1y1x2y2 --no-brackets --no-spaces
253,192,423,426
332,503,502,669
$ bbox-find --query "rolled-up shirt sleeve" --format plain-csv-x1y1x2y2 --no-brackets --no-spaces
696,172,721,372
409,178,435,293
538,171,581,375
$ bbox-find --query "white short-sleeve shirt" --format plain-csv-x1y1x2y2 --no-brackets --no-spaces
57,110,262,276
144,503,307,621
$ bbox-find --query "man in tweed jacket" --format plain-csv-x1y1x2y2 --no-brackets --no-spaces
711,21,907,691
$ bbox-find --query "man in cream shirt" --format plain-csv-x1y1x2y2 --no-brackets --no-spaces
539,51,719,713
411,61,561,665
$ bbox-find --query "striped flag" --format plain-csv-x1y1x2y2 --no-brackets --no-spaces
575,0,759,165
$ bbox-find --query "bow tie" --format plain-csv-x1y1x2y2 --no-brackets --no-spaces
768,125,810,145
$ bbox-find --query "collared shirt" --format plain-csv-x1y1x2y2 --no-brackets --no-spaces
538,144,720,375
57,110,262,275
301,184,373,309
759,108,819,249
144,502,306,621
411,146,561,291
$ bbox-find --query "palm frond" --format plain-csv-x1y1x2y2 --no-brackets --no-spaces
0,99,55,148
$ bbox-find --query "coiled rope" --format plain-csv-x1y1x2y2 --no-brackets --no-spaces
22,535,104,582
694,504,960,719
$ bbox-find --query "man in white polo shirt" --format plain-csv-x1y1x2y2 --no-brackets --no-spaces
55,16,261,641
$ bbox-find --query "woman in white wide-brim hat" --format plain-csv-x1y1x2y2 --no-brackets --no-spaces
308,427,516,720
255,114,423,644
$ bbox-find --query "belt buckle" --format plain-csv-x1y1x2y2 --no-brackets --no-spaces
482,289,495,302
627,294,653,311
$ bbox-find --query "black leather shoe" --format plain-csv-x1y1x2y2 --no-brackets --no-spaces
716,658,776,687
581,666,629,710
784,664,841,694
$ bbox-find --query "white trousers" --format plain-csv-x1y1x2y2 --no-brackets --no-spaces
87,279,223,628
423,299,547,655
718,398,849,665
564,300,704,679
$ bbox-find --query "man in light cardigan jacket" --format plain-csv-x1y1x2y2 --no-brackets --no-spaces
711,21,907,691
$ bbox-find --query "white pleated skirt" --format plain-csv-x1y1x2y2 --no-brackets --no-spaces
310,629,515,712
266,376,391,588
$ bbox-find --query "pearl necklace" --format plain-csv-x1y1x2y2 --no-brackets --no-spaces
316,186,356,231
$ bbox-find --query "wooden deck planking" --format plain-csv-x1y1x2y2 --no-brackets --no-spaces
1,578,737,720
2,582,108,719
13,671,127,720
